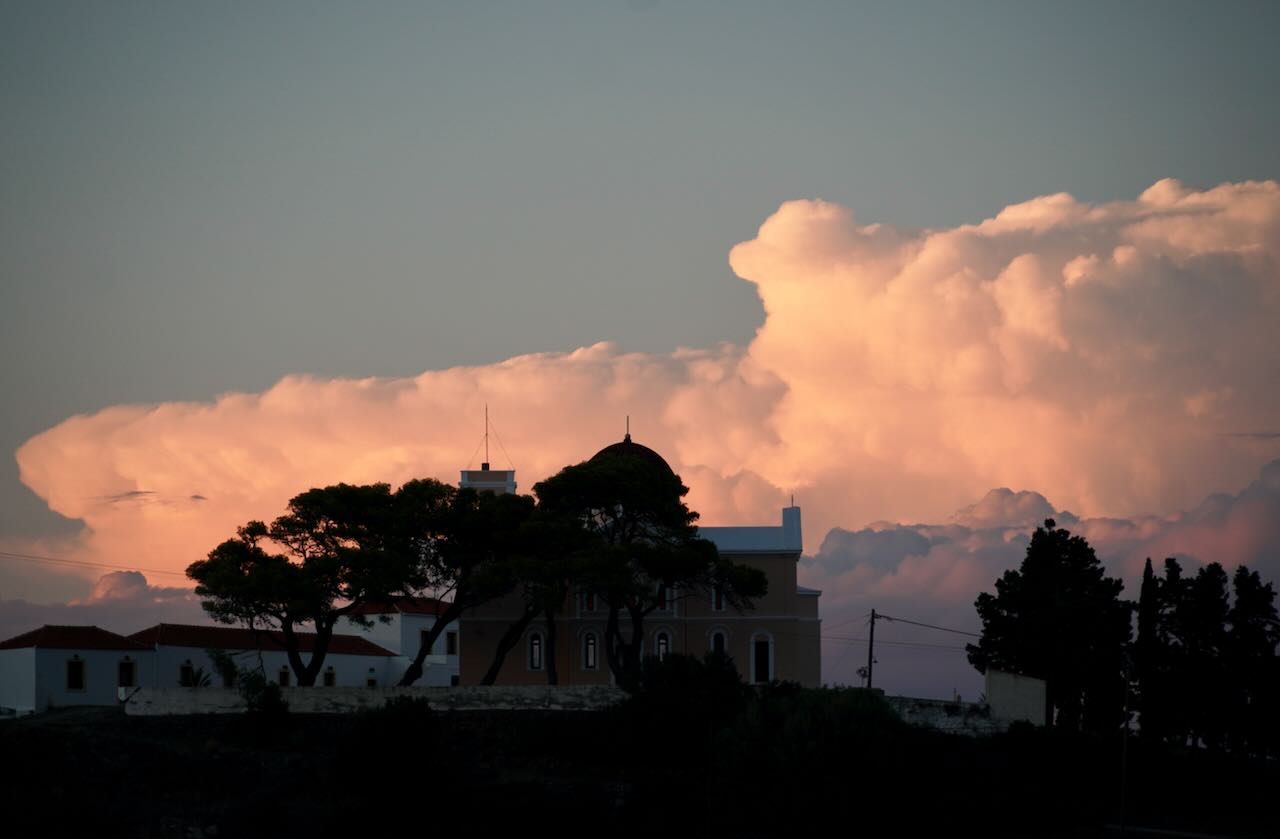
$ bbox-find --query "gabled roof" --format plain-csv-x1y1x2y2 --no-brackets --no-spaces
347,596,452,617
0,625,150,651
129,623,394,657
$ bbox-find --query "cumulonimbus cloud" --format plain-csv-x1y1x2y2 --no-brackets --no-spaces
13,179,1280,597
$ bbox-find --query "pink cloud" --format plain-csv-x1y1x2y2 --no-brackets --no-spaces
11,179,1280,595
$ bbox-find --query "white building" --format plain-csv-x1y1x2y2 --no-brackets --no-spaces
129,623,398,689
0,622,405,714
336,597,461,686
0,626,152,715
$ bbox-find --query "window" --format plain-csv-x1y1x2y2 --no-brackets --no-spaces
711,631,726,655
179,660,195,688
322,667,336,687
445,631,458,656
366,668,377,688
583,633,598,671
117,658,136,689
656,584,670,611
529,633,544,671
582,591,596,612
66,658,85,691
752,637,772,684
712,586,724,612
656,632,670,661
421,629,435,656
278,667,291,687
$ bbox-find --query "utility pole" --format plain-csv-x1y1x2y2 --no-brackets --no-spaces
866,609,877,690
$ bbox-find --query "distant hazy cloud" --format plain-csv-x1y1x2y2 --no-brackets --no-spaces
0,572,205,643
808,458,1280,693
13,179,1280,588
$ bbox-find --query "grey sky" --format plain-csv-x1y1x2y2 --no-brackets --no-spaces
2,0,1278,555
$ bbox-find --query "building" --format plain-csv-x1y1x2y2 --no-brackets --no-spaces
459,434,822,686
0,625,152,714
0,622,405,714
129,623,398,690
335,597,461,686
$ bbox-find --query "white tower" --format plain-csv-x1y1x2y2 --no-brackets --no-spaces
459,405,516,494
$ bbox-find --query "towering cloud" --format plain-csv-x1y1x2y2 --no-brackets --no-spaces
13,180,1280,596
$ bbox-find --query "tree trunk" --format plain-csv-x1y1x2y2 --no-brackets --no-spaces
481,605,538,685
279,621,318,687
605,604,626,683
544,606,559,685
399,600,466,686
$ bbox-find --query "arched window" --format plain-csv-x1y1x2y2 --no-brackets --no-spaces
179,660,195,688
529,633,544,671
712,586,724,612
656,631,670,661
710,631,727,656
583,633,598,671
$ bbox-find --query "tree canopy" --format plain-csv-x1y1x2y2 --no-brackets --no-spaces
1133,557,1280,753
966,518,1132,732
187,482,436,686
533,453,766,688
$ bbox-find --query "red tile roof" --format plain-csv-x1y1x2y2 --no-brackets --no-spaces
0,625,150,651
347,596,452,617
129,623,394,657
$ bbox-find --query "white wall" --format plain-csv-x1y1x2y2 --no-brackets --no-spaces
150,645,394,688
0,648,36,714
985,669,1047,726
335,613,460,687
34,648,151,711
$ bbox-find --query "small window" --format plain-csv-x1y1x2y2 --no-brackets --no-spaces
450,675,460,687
278,667,291,687
117,659,136,689
656,632,670,661
322,667,336,687
583,591,596,612
366,667,377,688
529,633,544,671
656,584,669,611
421,629,434,656
711,631,726,655
66,658,85,691
445,631,458,656
713,586,724,612
179,660,195,688
583,633,598,671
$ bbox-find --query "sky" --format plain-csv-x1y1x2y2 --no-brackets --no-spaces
2,2,1279,699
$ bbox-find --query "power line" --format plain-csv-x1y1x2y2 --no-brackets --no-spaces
875,613,980,638
0,549,191,579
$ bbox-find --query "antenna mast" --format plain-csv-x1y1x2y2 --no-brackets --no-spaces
483,403,490,470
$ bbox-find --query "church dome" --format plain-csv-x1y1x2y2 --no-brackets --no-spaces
589,434,674,476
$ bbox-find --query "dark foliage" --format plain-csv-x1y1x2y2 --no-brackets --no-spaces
1132,557,1280,756
967,519,1133,732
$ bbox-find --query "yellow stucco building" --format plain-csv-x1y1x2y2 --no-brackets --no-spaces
458,435,821,686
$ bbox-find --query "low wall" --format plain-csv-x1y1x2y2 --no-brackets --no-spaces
124,684,627,716
885,696,1007,737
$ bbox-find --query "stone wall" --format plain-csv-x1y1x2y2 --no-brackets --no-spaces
885,695,1008,736
124,684,627,716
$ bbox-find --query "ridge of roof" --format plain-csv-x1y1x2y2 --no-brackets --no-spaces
0,625,151,651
